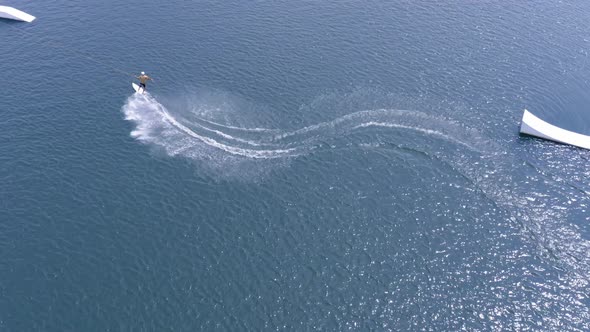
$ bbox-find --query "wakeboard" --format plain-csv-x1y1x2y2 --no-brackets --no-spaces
132,83,145,94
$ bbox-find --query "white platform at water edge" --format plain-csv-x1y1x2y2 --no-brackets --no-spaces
520,109,590,150
0,6,36,22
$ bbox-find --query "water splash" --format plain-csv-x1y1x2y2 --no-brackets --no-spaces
121,93,487,167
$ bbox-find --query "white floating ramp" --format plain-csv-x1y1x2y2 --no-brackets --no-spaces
520,109,590,150
0,6,36,22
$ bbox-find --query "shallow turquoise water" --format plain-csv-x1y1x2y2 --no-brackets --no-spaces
1,1,590,330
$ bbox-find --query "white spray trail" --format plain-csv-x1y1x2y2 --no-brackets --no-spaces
122,93,489,165
123,93,298,159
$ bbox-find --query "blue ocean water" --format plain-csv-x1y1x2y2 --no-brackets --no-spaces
1,0,590,330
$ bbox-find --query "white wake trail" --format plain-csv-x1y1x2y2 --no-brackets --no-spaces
192,115,280,133
353,122,479,151
122,93,488,166
190,121,276,147
123,94,298,159
159,108,296,159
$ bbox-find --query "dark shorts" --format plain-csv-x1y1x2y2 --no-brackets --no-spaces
140,83,146,88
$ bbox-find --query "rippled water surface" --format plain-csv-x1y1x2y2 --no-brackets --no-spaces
2,1,590,330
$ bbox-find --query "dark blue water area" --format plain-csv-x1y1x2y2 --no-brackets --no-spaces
1,0,590,330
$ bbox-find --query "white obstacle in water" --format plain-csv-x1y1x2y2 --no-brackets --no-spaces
0,6,36,22
520,109,590,150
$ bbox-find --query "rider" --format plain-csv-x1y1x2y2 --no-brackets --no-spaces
136,71,153,90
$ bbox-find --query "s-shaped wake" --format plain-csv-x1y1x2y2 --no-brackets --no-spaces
122,93,489,166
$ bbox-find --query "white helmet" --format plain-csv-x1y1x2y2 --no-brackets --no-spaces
141,71,145,75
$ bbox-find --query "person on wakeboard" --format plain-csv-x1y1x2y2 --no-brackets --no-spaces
136,71,153,91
